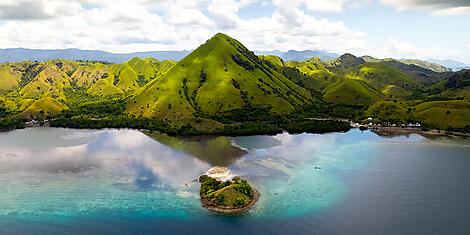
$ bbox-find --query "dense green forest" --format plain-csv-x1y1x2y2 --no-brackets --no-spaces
1,33,470,134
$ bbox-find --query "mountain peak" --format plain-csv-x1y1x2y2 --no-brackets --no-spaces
338,53,359,59
212,32,230,39
127,33,311,119
205,33,236,45
326,53,365,70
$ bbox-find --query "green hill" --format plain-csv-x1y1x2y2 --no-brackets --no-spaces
284,57,339,91
414,100,470,112
399,59,451,73
20,97,68,119
413,100,470,129
344,63,416,91
363,56,451,73
325,53,366,71
426,70,470,101
362,56,450,86
127,33,312,119
0,64,22,90
87,79,124,96
365,101,410,124
258,55,287,70
445,69,470,89
71,62,110,87
19,63,71,100
0,96,18,118
382,85,412,98
323,79,383,106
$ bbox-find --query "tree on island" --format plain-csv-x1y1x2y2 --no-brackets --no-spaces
199,174,255,208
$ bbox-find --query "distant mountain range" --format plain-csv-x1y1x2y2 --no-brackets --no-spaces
255,50,340,62
426,59,470,71
3,47,468,73
0,48,191,63
1,48,340,64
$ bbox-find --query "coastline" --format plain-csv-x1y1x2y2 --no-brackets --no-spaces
201,190,260,215
370,126,470,138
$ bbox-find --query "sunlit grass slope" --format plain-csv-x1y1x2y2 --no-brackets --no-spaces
19,63,71,100
365,101,410,123
71,62,110,87
127,33,312,119
323,79,384,106
87,79,124,96
286,57,340,91
413,100,470,129
0,64,22,90
345,63,416,91
70,58,175,96
382,85,413,98
20,97,68,119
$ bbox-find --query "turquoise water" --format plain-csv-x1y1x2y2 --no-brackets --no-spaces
0,127,469,234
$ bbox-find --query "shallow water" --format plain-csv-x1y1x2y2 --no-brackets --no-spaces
0,127,469,234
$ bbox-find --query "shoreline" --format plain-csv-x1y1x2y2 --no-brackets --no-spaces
370,126,470,138
200,190,259,215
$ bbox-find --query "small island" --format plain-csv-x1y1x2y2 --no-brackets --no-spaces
199,174,259,215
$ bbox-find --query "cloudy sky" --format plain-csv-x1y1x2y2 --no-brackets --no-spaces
0,0,469,63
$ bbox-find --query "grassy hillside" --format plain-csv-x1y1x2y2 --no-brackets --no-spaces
19,63,71,100
127,33,312,119
71,62,110,87
399,59,451,73
445,69,470,89
0,96,18,118
365,101,410,124
414,100,470,112
362,56,450,86
20,97,68,119
324,53,366,72
0,57,176,120
382,85,413,98
323,79,383,106
344,63,416,91
70,58,175,95
0,64,22,90
413,100,470,129
284,57,339,91
87,79,124,96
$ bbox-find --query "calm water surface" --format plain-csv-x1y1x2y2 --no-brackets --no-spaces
0,127,469,234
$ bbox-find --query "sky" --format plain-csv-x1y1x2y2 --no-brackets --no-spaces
0,0,469,63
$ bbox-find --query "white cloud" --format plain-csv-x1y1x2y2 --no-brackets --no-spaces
0,0,368,54
208,0,257,29
229,0,367,52
0,0,467,63
432,6,470,16
0,0,81,20
272,0,349,13
303,0,348,12
381,0,470,15
358,38,464,62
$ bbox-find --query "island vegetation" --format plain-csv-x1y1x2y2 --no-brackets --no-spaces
199,175,259,214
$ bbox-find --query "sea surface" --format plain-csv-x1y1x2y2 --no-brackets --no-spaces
0,127,469,234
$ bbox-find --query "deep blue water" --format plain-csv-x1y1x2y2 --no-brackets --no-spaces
0,127,469,234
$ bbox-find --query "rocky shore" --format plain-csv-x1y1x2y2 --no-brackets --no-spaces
201,189,259,215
